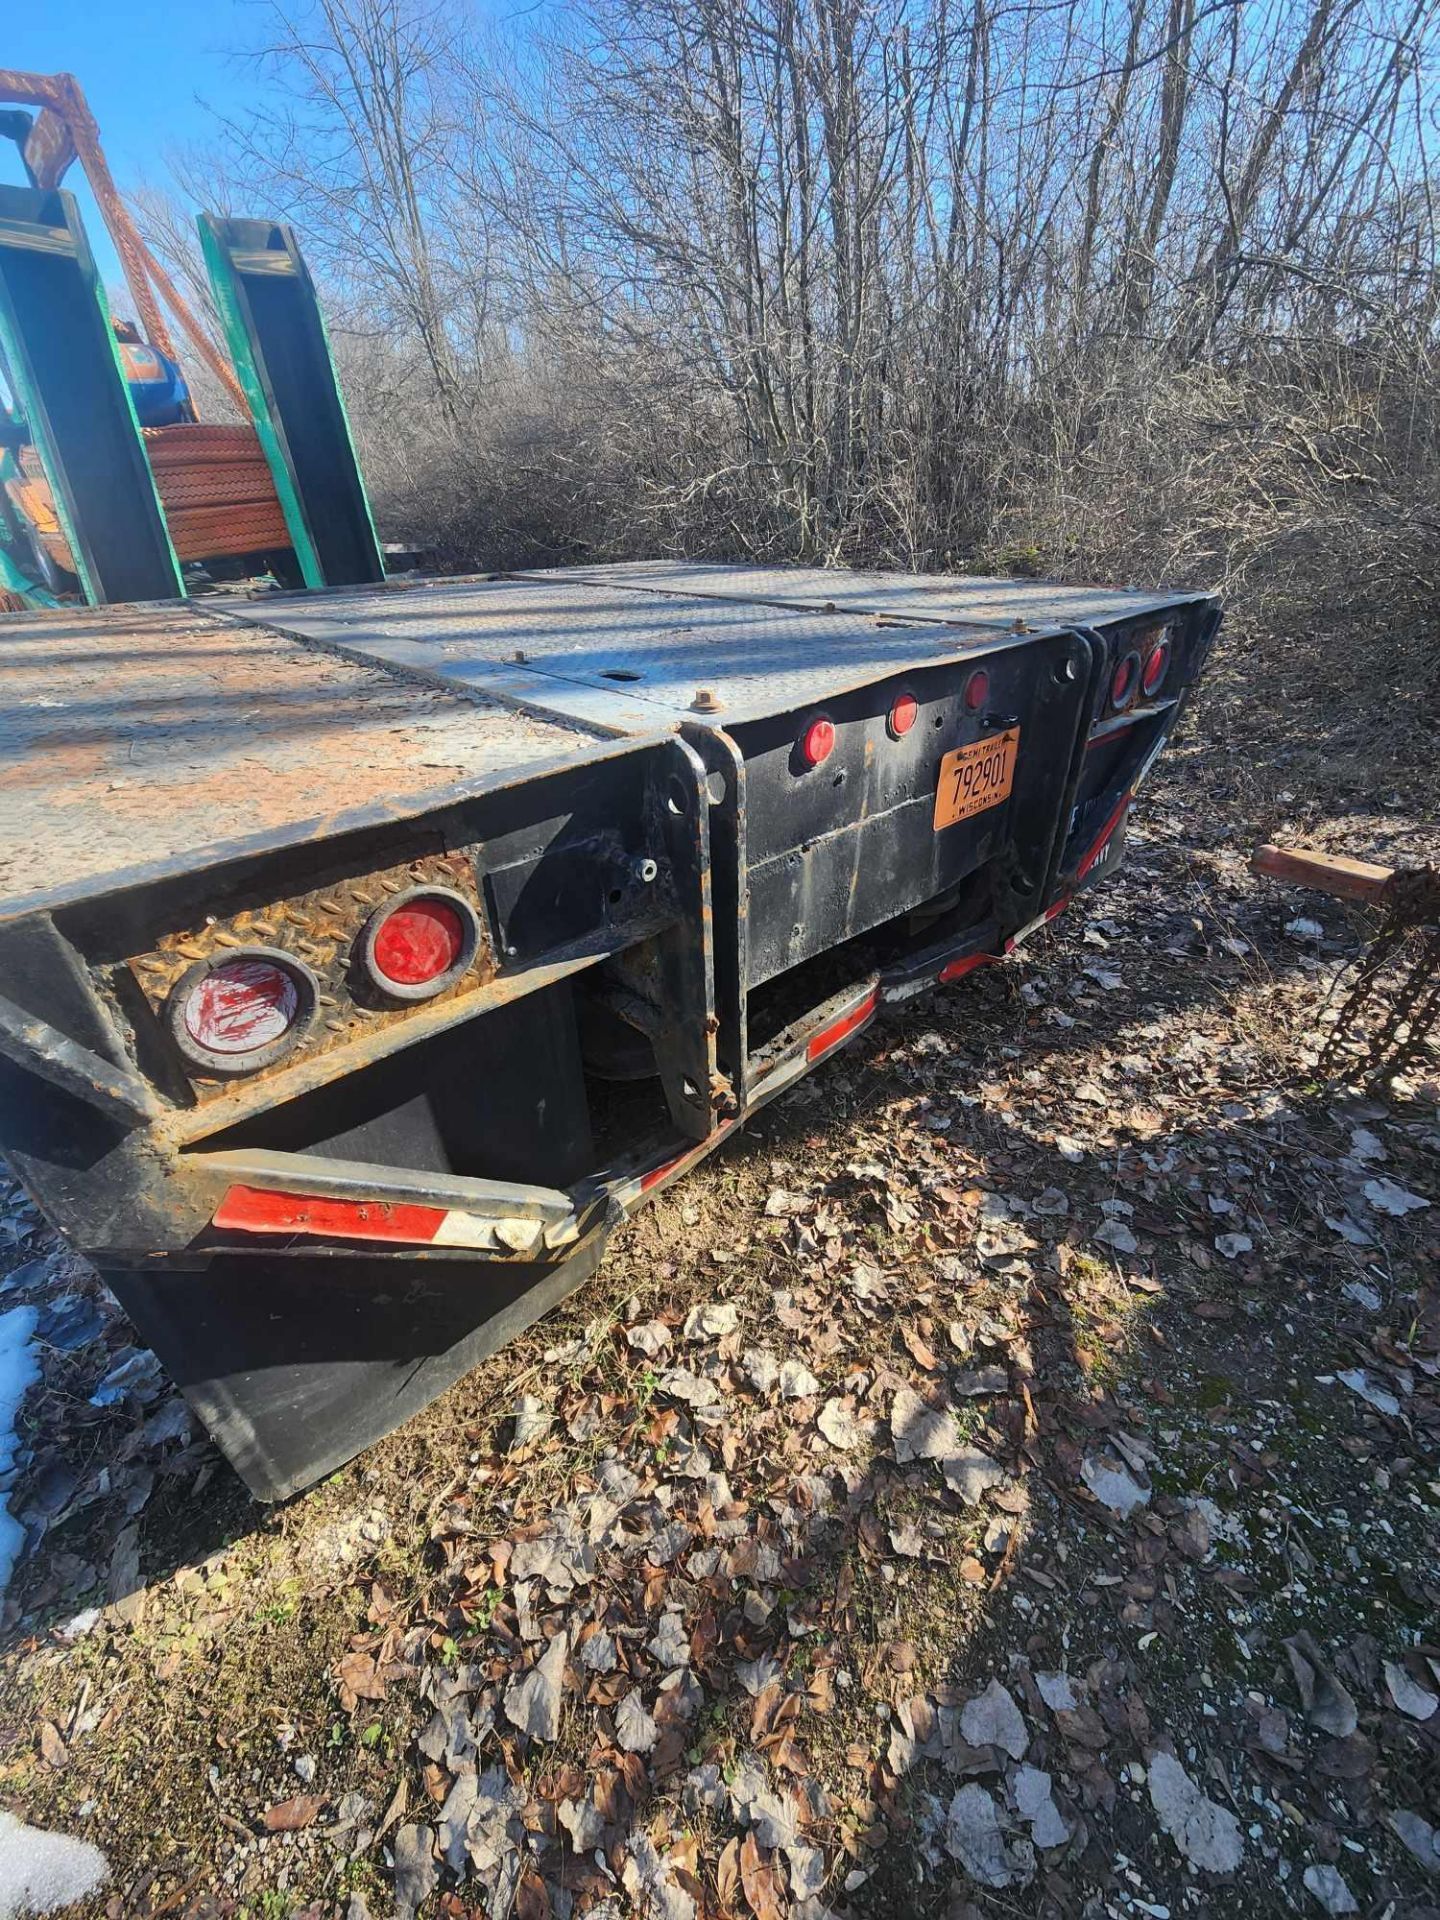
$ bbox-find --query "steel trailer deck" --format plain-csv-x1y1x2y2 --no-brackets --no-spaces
515,559,1212,633
0,564,1219,1497
0,601,619,917
212,573,1063,730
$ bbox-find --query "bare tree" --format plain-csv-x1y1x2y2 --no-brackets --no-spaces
176,0,1440,601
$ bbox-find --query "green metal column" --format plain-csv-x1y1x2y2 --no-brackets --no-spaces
0,185,183,605
200,215,385,589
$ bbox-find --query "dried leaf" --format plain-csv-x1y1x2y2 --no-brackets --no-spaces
682,1302,739,1340
816,1398,862,1449
336,1649,386,1710
616,1688,658,1753
1080,1454,1150,1516
1363,1177,1429,1216
504,1631,568,1741
1283,1634,1358,1739
264,1794,323,1833
944,1783,1031,1888
1013,1764,1071,1848
1383,1658,1438,1721
1336,1369,1400,1417
960,1679,1028,1760
1302,1864,1358,1914
623,1833,698,1920
392,1824,438,1920
891,1385,959,1462
1095,1219,1139,1256
942,1447,1008,1504
626,1321,672,1358
739,1831,784,1920
1147,1752,1243,1873
1389,1809,1440,1874
778,1358,821,1399
558,1793,606,1853
512,1394,552,1448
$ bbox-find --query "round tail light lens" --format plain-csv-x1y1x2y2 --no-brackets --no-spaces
799,716,836,769
360,889,479,1000
169,950,316,1073
963,668,989,713
1110,651,1141,710
887,691,919,738
1142,637,1170,696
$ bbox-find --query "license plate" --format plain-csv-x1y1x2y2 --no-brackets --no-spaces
933,728,1020,830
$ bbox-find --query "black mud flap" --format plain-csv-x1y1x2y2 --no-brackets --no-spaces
103,1231,610,1502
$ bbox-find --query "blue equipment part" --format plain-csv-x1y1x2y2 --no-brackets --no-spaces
115,330,190,427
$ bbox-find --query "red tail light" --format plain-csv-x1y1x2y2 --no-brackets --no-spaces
799,716,836,769
1142,637,1170,696
887,691,919,738
170,951,316,1072
1110,652,1140,710
963,668,989,712
361,889,479,1000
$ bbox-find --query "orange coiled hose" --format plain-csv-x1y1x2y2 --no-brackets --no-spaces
9,422,291,575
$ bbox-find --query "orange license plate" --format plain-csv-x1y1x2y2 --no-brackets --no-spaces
933,728,1020,829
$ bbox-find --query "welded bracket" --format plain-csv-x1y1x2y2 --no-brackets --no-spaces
642,739,729,1140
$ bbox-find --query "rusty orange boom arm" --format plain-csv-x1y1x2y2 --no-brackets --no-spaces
0,68,246,414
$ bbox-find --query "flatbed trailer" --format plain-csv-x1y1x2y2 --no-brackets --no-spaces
0,567,1219,1497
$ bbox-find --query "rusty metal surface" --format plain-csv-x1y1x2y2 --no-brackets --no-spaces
0,602,602,911
518,560,1211,630
219,576,1036,728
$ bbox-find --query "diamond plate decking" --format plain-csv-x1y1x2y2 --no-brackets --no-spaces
518,560,1211,631
218,574,1053,730
0,602,610,914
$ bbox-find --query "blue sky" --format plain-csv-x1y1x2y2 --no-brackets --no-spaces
6,1,251,173
5,1,254,288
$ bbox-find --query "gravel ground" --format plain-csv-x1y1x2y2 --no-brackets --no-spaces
0,605,1435,1920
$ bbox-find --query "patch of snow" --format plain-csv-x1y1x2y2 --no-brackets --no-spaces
0,1810,108,1917
0,1305,40,1599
